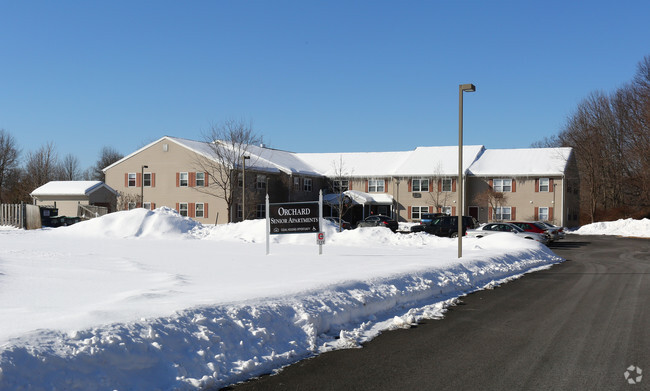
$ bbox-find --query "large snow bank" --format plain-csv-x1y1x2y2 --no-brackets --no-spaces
573,218,650,238
0,208,563,390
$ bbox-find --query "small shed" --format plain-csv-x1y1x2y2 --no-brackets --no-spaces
30,181,118,218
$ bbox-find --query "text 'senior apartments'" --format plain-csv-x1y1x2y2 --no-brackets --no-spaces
103,136,580,227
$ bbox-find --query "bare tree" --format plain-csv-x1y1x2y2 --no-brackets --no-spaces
473,187,508,222
24,142,61,190
328,155,354,231
92,146,124,181
428,163,454,213
194,119,263,223
0,129,20,203
61,154,82,180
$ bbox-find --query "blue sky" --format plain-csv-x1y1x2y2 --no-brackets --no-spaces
1,1,649,170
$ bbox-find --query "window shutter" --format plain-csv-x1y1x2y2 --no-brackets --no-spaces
549,207,554,220
204,203,208,218
176,202,180,212
136,173,142,187
204,172,209,186
489,179,493,189
534,207,539,220
452,206,456,216
189,203,195,218
408,206,412,219
151,173,156,188
176,173,180,187
488,206,493,221
151,203,156,210
438,206,442,213
408,179,412,192
511,207,516,220
452,179,457,192
429,206,434,213
535,179,539,192
511,179,516,192
438,179,442,192
549,179,554,192
384,179,388,193
349,181,352,190
124,173,128,187
136,202,141,208
365,180,369,192
429,179,433,193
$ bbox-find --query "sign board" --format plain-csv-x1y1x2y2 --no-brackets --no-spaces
317,232,325,245
269,202,320,234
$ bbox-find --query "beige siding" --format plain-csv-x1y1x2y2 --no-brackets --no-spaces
104,139,228,224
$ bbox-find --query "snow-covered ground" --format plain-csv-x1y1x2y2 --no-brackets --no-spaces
0,208,571,390
573,217,650,238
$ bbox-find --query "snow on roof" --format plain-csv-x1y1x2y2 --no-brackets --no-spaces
296,145,485,177
30,181,115,197
103,136,572,179
467,147,573,177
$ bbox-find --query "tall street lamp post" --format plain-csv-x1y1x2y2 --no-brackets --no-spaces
241,155,250,221
141,165,148,208
458,83,476,258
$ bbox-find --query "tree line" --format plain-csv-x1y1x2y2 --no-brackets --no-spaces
0,133,123,204
535,55,650,223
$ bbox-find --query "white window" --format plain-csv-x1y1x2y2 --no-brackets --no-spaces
196,172,205,187
237,204,242,219
442,178,452,192
333,180,349,193
256,175,267,190
195,203,204,218
128,202,136,210
143,202,152,210
493,179,512,192
256,204,266,219
143,173,151,187
538,207,549,221
179,203,188,217
303,178,313,192
412,178,429,192
539,178,550,192
368,179,385,192
495,206,512,221
179,172,188,187
294,177,301,191
128,173,136,187
411,206,428,220
441,206,452,215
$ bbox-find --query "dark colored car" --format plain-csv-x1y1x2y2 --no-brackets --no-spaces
420,212,446,225
324,216,352,230
356,215,399,232
416,215,479,238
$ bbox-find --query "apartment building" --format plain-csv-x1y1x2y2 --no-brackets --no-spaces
104,136,580,227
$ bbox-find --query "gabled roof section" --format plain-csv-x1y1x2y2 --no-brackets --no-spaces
394,145,485,176
467,147,573,177
30,181,117,197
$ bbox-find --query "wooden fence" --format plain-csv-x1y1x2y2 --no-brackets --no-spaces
0,203,42,229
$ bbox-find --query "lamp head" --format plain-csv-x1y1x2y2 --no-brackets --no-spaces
460,83,476,92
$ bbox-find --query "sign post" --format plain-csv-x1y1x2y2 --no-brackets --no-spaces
265,190,324,255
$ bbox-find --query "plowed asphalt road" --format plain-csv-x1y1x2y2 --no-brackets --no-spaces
223,235,650,391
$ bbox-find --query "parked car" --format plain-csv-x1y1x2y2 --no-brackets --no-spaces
412,215,479,237
467,222,550,244
420,212,446,225
537,221,566,239
511,221,555,241
356,215,399,232
324,216,352,230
